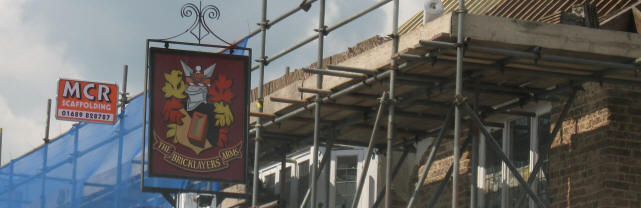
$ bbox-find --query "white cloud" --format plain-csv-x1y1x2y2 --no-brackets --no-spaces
0,0,81,165
0,95,40,163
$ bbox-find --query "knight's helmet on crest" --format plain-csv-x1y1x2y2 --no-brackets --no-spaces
180,60,216,111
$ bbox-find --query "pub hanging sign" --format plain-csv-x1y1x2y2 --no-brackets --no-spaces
148,48,249,182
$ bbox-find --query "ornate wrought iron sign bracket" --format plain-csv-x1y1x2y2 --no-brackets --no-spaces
164,1,230,45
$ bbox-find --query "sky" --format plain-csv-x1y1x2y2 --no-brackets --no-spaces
0,0,423,166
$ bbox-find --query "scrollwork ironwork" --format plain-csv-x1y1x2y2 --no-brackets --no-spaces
165,1,230,45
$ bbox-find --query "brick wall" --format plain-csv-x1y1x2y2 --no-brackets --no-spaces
409,82,641,208
412,136,473,207
548,82,641,208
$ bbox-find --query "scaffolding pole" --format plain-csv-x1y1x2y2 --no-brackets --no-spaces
373,147,410,208
419,40,640,76
299,134,335,208
233,0,317,49
459,101,546,207
249,69,392,134
470,78,480,208
8,161,14,208
385,0,399,207
351,91,388,208
514,89,578,207
324,130,335,208
406,105,454,208
250,0,393,71
427,136,472,208
44,99,51,143
452,0,466,206
41,99,52,208
71,125,79,208
252,0,268,205
115,65,128,208
40,143,48,208
311,0,326,206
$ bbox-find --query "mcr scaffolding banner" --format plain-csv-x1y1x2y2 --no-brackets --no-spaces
56,79,118,124
148,48,249,182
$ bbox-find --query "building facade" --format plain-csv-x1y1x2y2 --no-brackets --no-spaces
258,146,380,208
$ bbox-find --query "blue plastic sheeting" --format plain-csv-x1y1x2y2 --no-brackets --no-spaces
220,37,249,55
0,93,216,208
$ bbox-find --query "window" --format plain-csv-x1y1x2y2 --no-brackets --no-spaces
335,155,357,208
484,129,503,208
283,167,291,205
264,173,275,192
535,114,551,202
479,113,551,208
507,117,531,206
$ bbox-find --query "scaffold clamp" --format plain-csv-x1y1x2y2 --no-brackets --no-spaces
257,20,271,30
453,94,467,106
314,25,329,36
255,56,269,66
454,7,468,14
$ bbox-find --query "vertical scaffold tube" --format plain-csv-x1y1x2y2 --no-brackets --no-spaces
9,161,14,207
71,126,79,208
41,99,51,208
351,91,387,208
452,0,466,207
311,0,326,206
115,65,128,208
470,78,480,208
385,0,399,207
44,99,51,143
325,130,335,207
41,144,47,208
252,0,268,206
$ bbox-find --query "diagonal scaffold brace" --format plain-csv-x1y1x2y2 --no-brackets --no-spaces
426,134,473,208
351,91,389,208
372,145,411,208
406,104,455,208
513,88,578,207
456,96,546,208
298,130,336,208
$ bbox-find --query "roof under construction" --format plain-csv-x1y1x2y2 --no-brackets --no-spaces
400,0,640,35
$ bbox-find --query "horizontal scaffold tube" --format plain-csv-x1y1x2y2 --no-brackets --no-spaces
249,69,392,134
419,40,638,71
251,0,393,70
304,68,367,79
232,0,318,49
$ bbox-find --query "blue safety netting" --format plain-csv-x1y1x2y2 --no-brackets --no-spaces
0,93,217,208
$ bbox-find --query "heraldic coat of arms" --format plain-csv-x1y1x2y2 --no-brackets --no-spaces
162,60,233,152
149,48,247,180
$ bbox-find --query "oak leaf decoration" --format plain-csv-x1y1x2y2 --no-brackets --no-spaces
162,98,185,125
162,70,186,99
214,102,233,127
209,75,234,103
